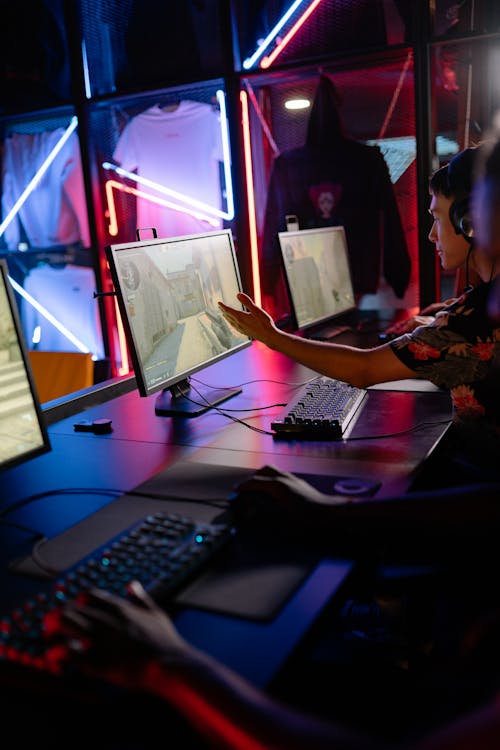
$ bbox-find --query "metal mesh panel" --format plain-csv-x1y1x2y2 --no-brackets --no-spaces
79,0,225,96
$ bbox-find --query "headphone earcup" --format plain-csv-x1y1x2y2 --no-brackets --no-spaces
459,213,474,240
449,197,474,242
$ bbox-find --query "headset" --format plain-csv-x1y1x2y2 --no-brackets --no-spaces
449,194,474,241
447,148,476,243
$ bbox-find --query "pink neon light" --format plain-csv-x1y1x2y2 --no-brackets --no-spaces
240,91,261,306
260,0,324,69
113,295,130,376
104,180,219,236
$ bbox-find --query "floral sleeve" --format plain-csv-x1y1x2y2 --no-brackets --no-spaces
389,284,500,423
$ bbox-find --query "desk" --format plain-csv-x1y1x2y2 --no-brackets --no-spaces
0,340,451,694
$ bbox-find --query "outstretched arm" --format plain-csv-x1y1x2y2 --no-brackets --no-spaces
218,293,415,389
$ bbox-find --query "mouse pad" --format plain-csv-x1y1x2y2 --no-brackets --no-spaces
9,461,362,621
175,529,320,621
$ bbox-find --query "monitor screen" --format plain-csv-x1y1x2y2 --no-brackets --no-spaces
0,259,51,470
106,230,251,417
278,226,356,332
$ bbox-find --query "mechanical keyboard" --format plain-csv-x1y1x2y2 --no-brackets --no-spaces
271,376,367,439
0,511,235,676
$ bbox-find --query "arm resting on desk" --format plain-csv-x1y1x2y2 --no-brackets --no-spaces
230,466,500,548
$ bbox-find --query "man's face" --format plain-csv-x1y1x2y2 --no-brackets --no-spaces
428,192,471,271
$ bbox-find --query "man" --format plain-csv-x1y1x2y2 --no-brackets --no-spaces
219,147,500,481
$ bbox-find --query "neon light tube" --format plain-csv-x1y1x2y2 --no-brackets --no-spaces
242,0,305,69
260,0,324,69
216,89,235,218
240,91,261,306
0,117,78,239
113,295,130,376
104,180,220,236
102,162,233,222
8,275,92,354
81,40,91,99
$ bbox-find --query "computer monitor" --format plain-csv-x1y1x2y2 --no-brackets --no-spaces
106,229,251,417
0,258,51,470
277,226,356,333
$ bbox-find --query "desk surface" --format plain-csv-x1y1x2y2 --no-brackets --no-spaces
0,338,452,690
45,340,450,491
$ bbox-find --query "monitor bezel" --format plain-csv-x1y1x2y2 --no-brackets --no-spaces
0,258,51,471
277,225,356,333
106,229,252,404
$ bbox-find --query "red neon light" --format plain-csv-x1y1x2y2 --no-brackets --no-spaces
260,0,324,69
104,180,219,237
114,295,130,376
240,91,261,306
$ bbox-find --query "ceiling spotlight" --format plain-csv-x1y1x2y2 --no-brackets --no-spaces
284,98,311,110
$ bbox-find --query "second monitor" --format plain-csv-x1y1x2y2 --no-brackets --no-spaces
278,225,356,337
106,229,251,417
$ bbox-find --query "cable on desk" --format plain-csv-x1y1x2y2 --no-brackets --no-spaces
192,374,316,390
346,418,452,441
0,488,125,522
0,519,45,540
188,381,275,435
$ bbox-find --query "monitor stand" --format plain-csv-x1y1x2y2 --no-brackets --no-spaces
154,377,242,417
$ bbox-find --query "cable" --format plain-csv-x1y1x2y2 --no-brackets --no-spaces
346,418,452,442
191,374,315,390
0,519,44,539
0,488,124,522
188,381,275,434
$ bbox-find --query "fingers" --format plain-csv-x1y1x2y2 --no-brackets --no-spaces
236,292,254,308
127,580,157,611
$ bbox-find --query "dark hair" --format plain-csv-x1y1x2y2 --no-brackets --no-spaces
429,146,477,198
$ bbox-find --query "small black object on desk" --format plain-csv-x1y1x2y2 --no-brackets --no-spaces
73,418,113,434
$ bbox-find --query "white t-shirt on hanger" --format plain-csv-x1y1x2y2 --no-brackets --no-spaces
112,100,224,237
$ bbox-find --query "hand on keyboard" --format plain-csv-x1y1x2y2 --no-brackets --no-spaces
55,581,191,683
